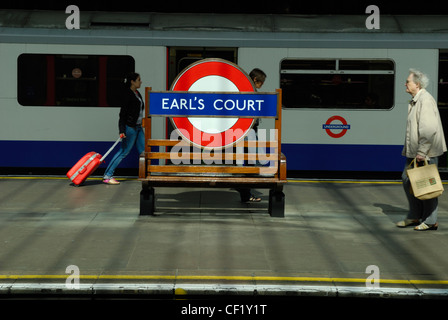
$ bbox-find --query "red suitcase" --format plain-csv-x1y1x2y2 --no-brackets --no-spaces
67,138,121,186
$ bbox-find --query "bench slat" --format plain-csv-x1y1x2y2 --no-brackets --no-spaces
147,139,278,148
147,165,267,174
147,152,277,161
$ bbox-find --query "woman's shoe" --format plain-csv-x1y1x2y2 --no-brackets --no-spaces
414,222,438,231
103,178,120,185
396,219,419,228
248,195,261,202
242,195,261,203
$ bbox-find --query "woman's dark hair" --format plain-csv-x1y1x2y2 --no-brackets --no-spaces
249,68,266,82
124,72,140,88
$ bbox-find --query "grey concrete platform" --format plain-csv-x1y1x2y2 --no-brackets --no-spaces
0,175,448,300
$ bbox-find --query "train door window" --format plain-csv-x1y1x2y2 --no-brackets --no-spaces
438,51,448,107
437,50,448,168
17,54,135,107
168,47,237,89
280,59,395,109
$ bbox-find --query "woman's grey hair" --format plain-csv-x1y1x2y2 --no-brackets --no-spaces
409,68,429,89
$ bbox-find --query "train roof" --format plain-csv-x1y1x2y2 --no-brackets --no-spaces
1,10,448,48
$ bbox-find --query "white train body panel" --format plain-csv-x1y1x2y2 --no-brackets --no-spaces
1,11,447,174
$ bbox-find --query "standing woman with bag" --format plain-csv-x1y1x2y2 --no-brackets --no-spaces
397,69,447,230
103,72,145,185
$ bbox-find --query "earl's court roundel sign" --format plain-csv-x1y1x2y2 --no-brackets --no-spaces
169,59,257,148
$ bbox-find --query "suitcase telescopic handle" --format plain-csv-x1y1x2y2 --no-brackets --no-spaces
100,137,122,162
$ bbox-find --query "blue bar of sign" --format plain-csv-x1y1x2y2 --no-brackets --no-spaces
322,124,351,129
149,92,278,117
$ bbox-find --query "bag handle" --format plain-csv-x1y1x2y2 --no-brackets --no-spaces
409,157,429,169
100,137,122,162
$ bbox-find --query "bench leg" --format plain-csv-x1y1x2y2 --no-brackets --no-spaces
268,189,285,218
140,183,155,216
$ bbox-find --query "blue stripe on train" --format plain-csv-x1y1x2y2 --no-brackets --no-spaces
0,140,406,172
0,140,139,168
281,143,406,172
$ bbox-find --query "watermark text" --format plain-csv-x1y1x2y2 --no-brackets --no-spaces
65,264,80,289
65,5,80,30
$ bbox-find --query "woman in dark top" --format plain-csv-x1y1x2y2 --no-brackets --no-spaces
103,72,145,185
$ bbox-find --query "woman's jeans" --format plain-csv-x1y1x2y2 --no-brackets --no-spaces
402,157,439,225
103,125,145,179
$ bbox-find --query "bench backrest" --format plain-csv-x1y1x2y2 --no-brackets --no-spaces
140,87,284,179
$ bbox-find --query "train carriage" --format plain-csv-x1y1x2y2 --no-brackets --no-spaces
1,10,448,177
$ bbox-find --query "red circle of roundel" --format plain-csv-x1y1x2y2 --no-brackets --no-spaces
170,59,255,148
325,115,348,138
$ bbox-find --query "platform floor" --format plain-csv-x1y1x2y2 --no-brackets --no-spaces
0,175,447,303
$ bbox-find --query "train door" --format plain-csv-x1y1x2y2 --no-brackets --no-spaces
165,47,238,138
438,50,448,170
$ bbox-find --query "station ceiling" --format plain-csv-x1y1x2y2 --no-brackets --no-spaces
1,0,448,15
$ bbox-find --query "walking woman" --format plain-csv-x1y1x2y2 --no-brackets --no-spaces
103,72,145,185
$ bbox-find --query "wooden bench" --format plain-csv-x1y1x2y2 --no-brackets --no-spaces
139,87,287,217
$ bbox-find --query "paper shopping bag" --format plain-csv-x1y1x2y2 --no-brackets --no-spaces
407,158,444,200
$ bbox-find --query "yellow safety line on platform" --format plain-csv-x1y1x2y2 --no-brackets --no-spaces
0,176,441,185
0,274,447,286
0,176,137,181
287,179,403,184
0,176,409,184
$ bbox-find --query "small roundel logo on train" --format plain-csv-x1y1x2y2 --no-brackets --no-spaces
170,59,255,148
322,115,351,138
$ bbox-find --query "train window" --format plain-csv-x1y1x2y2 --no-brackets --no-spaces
281,60,336,71
438,51,448,107
17,54,135,107
280,59,394,109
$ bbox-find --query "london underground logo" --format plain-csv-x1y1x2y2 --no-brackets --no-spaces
170,59,256,148
323,115,350,138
